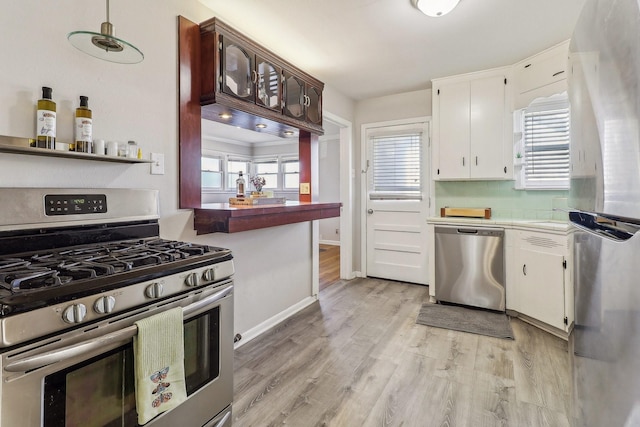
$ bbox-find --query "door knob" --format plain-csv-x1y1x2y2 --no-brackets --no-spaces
367,209,374,214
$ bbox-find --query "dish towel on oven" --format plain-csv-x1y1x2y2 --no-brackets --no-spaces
133,307,187,425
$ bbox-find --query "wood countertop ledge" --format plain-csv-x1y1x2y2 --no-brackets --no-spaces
194,201,341,234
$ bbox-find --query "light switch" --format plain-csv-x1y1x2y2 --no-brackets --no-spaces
300,182,310,194
150,153,165,175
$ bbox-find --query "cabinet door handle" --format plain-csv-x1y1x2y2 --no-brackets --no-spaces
252,70,258,84
523,264,527,276
462,157,465,166
552,70,565,77
475,156,478,166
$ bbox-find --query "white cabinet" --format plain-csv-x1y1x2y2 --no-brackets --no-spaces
432,68,512,180
513,40,569,109
512,229,571,333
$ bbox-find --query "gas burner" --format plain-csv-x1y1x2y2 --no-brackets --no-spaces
0,239,223,294
0,266,70,292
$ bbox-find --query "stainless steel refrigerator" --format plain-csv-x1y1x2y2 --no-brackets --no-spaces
569,0,640,426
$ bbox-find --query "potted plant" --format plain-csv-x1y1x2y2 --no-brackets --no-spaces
249,175,266,195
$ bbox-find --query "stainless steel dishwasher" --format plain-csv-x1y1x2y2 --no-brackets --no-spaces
434,225,505,311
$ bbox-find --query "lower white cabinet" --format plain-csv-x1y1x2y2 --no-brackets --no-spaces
510,229,571,333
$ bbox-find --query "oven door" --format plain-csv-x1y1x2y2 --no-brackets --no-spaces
0,282,233,427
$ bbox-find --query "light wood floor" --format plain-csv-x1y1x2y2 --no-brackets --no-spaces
233,278,571,427
319,244,340,291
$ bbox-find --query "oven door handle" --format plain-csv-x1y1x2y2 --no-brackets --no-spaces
4,285,233,373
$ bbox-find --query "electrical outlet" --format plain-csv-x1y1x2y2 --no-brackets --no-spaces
150,153,165,175
300,182,310,194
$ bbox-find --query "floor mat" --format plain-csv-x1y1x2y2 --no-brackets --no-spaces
416,303,514,340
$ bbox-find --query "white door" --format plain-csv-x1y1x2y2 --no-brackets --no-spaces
365,121,429,285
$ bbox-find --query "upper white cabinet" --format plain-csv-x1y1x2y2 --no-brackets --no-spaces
513,40,570,109
432,68,513,180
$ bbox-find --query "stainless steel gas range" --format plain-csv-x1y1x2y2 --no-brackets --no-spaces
0,188,233,427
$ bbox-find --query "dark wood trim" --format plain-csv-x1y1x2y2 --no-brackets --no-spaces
299,131,314,203
194,202,341,234
178,16,202,209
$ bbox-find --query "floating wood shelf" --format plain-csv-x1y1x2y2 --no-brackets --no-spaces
194,201,341,234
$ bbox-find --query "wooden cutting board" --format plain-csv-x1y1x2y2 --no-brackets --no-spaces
440,207,491,219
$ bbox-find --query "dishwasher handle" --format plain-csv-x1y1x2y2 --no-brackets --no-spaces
434,225,504,237
457,228,479,234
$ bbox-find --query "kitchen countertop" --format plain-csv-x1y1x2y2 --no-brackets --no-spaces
194,201,341,234
427,216,569,233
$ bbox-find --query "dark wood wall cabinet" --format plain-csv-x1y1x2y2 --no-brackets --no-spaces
199,17,324,137
178,16,336,233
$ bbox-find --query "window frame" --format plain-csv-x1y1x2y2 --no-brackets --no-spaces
201,151,224,191
366,125,425,201
200,152,299,193
281,156,300,191
515,95,571,190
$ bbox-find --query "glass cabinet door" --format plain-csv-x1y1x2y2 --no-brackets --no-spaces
220,36,254,100
283,72,305,119
256,56,281,111
306,85,322,125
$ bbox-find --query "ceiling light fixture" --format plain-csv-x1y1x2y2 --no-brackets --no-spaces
256,124,267,129
68,0,144,64
412,0,460,17
219,113,232,119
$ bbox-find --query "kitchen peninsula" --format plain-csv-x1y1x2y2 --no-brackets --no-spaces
194,201,341,234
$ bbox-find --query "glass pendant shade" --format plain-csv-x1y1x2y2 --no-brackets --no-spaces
67,0,143,64
414,0,461,17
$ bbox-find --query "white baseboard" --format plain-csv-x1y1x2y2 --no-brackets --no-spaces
319,239,340,246
234,295,318,349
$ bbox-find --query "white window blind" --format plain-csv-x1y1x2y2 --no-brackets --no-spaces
371,132,422,199
523,100,570,189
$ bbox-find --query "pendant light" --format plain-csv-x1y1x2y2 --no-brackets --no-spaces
67,0,144,64
413,0,461,17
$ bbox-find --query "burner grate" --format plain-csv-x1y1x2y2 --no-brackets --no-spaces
0,238,216,293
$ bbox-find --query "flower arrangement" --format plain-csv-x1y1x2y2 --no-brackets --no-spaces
249,175,266,192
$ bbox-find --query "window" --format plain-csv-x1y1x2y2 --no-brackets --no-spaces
369,131,422,199
282,157,300,190
201,155,223,189
253,159,278,189
200,153,298,192
227,158,250,189
521,98,571,189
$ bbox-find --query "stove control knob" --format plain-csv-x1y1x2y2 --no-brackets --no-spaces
203,267,217,282
62,304,87,324
145,282,164,299
184,272,200,287
94,296,116,314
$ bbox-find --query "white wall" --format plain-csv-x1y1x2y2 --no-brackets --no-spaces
0,0,354,342
319,137,341,243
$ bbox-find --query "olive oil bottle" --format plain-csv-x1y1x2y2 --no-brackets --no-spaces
36,87,56,149
74,96,92,152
